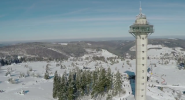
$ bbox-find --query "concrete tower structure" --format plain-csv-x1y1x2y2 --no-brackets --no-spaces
129,2,154,100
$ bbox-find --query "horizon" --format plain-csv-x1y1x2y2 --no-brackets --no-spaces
0,0,185,42
1,35,185,44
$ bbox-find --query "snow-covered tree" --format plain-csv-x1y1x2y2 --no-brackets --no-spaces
36,73,41,78
5,71,11,76
176,92,182,100
106,93,113,100
44,70,50,79
27,70,30,77
29,67,32,71
19,72,25,78
8,78,16,84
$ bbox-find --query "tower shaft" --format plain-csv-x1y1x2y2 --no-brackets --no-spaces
135,34,147,100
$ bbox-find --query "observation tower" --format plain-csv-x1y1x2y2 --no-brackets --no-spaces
129,3,154,100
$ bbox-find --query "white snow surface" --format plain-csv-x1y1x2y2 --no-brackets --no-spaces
58,43,68,45
0,45,185,100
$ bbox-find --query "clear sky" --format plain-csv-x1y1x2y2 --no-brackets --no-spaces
0,0,185,42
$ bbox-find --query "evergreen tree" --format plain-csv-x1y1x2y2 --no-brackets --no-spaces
58,73,68,100
86,70,92,95
44,70,50,79
98,68,107,96
67,71,77,100
75,68,82,98
53,71,58,98
92,70,98,86
1,59,5,66
106,67,113,91
114,71,123,96
106,93,112,100
91,68,106,98
80,70,87,96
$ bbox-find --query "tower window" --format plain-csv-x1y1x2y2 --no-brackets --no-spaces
142,70,144,73
142,89,144,91
142,83,144,85
142,51,144,53
142,77,144,79
142,44,144,47
142,38,144,40
142,64,144,66
142,57,144,60
141,95,144,97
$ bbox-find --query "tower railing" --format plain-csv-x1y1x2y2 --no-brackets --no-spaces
129,29,154,33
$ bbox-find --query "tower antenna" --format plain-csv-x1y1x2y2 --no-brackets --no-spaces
140,1,142,14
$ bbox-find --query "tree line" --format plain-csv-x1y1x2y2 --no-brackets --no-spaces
53,67,125,100
0,57,25,66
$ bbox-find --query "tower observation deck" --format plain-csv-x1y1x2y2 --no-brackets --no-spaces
129,2,154,100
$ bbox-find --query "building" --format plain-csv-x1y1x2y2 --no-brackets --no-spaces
129,3,154,100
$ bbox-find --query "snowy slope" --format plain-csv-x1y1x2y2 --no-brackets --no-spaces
0,45,185,100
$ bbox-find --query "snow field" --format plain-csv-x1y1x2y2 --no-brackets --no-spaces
0,45,185,100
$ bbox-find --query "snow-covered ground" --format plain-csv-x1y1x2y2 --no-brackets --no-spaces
0,45,185,100
58,43,68,45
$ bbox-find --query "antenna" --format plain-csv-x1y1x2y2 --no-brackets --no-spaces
140,1,142,14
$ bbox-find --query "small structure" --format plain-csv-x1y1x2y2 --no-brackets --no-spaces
61,65,66,69
0,90,4,93
56,63,60,67
178,63,185,70
147,76,150,82
179,63,184,67
17,89,25,95
83,66,91,69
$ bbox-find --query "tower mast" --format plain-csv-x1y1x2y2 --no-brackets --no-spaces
140,1,142,14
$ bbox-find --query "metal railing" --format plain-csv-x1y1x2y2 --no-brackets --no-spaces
129,29,154,33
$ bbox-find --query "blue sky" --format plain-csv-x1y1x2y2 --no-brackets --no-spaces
0,0,185,42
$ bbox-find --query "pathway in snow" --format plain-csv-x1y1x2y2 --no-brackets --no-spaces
47,48,70,57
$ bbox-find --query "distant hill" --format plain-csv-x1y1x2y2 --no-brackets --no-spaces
0,42,86,61
0,44,3,47
0,44,8,47
0,38,185,61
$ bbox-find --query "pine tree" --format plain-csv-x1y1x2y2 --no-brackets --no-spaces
86,70,92,95
106,67,113,91
58,73,68,100
106,93,112,100
98,68,107,96
76,69,82,99
80,70,87,96
53,71,58,98
44,70,50,79
92,70,98,86
114,71,123,96
91,68,106,99
67,71,77,100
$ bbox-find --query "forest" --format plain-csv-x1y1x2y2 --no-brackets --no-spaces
52,67,125,100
